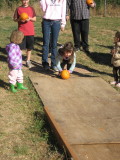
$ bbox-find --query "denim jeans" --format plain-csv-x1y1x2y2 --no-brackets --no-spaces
42,19,61,66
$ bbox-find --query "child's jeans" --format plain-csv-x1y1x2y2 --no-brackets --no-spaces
8,69,23,85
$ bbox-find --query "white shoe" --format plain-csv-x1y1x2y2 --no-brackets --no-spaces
51,66,59,72
26,61,32,68
116,83,120,87
110,81,117,85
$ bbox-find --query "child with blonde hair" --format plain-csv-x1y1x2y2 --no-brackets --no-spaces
6,30,27,93
110,31,120,87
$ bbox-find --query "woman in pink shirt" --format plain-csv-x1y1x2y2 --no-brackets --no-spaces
40,0,66,71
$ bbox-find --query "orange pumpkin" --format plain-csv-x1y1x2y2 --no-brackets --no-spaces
61,70,70,80
20,13,29,20
86,0,93,5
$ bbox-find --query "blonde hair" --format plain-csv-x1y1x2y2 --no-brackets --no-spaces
10,30,24,44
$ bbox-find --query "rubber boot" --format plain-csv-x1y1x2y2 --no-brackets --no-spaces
17,82,28,90
10,84,17,93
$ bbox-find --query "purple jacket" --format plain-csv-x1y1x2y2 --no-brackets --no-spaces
6,43,22,69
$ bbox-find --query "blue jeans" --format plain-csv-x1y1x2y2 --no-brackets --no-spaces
42,19,61,66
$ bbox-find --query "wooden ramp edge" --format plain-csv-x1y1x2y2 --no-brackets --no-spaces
44,106,79,160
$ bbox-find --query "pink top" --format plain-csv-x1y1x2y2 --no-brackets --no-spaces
40,0,66,27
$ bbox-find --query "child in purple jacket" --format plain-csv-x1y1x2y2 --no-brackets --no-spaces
6,30,27,93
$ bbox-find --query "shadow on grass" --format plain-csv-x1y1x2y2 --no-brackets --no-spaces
76,63,113,77
87,51,112,67
0,47,7,62
30,60,59,78
0,79,9,89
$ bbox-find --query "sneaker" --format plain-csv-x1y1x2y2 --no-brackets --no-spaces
51,66,59,72
26,60,32,68
74,47,80,52
116,83,120,87
42,62,50,70
110,81,117,85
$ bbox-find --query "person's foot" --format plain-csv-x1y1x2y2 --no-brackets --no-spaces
110,81,117,85
42,62,50,70
116,83,120,87
74,47,80,52
51,66,59,72
26,60,32,68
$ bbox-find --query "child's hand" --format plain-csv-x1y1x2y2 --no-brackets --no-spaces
68,70,72,74
20,19,26,23
66,16,69,21
61,26,65,31
26,17,31,22
58,71,62,76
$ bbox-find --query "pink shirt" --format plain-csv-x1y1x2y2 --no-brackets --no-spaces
40,0,66,27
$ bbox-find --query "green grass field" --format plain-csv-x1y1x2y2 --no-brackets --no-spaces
0,16,120,160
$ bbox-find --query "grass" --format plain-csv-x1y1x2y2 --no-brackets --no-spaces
0,15,120,160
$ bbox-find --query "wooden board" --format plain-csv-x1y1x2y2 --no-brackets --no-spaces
30,76,120,159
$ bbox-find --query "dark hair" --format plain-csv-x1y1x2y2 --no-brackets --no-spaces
10,30,24,44
115,31,120,39
59,42,74,56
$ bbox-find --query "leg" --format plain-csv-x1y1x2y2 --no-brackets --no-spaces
70,19,81,49
17,70,27,89
118,67,120,82
81,19,89,51
67,63,71,70
26,49,31,60
113,66,118,82
26,36,34,68
8,70,18,92
42,19,51,64
51,20,61,67
61,60,67,70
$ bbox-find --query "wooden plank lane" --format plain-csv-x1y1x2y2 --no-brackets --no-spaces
30,75,120,160
44,106,79,160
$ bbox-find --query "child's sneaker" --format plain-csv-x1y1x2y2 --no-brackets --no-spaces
51,66,59,72
116,83,120,87
110,81,117,85
26,60,32,68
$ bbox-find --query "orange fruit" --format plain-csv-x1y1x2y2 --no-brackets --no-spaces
86,0,93,5
61,70,70,80
20,13,29,20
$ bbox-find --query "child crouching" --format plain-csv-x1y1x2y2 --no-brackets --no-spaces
56,42,76,74
6,30,27,93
